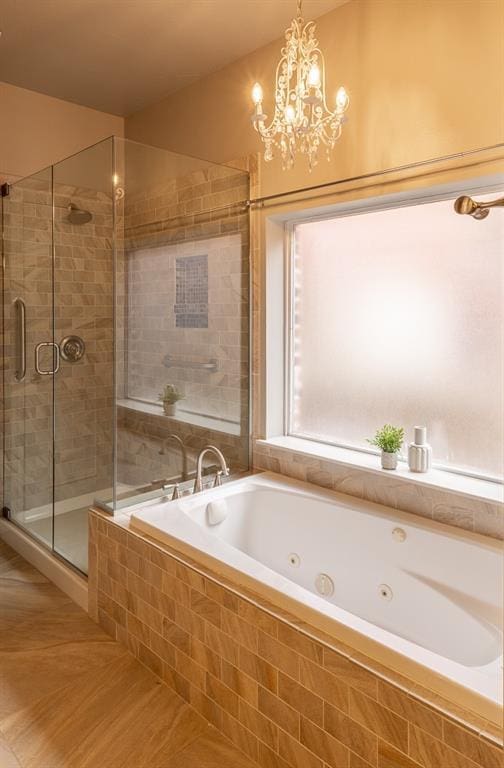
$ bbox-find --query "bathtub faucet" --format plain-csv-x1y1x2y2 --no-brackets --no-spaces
159,434,189,481
193,446,229,494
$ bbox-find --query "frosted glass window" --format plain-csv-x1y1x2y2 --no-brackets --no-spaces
290,192,504,479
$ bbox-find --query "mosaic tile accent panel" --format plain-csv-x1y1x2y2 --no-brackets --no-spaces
175,254,208,328
90,510,503,768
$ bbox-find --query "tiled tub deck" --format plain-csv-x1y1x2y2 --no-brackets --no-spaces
89,510,503,768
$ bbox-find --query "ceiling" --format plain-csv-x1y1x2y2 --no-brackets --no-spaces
0,0,348,117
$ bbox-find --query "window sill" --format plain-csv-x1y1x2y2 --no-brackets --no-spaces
257,436,503,505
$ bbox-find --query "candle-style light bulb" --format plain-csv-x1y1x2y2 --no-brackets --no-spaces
336,86,349,110
252,82,263,105
284,104,296,124
307,64,321,88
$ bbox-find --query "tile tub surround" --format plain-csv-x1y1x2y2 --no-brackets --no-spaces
252,443,504,541
0,538,257,768
89,510,503,768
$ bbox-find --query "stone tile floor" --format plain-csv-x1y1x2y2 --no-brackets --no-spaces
0,538,257,768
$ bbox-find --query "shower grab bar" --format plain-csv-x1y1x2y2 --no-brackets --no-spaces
35,342,60,376
162,354,218,372
13,298,26,382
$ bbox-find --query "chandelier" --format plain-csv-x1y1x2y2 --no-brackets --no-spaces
251,0,349,170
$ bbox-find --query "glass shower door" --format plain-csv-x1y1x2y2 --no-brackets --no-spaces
2,167,56,550
51,138,115,574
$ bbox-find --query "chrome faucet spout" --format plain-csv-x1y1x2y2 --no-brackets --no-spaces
159,434,189,481
193,446,229,494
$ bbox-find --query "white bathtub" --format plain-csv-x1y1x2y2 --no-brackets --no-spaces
129,472,503,724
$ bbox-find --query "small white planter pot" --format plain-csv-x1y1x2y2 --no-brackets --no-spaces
162,402,177,417
381,451,398,470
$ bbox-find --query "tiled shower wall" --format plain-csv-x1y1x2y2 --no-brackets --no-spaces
53,183,114,502
2,176,114,514
116,161,250,489
123,163,249,424
126,227,247,422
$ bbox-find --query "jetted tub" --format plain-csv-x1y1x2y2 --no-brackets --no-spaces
129,472,503,724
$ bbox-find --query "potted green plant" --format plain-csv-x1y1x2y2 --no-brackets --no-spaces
367,424,404,470
158,384,184,416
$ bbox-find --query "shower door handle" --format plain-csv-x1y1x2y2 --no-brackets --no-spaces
35,342,60,376
13,298,26,382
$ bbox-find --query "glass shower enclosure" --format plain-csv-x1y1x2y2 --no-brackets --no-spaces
1,137,250,575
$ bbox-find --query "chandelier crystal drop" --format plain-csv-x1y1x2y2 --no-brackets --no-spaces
251,0,349,170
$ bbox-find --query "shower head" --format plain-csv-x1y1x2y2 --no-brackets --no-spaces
454,194,504,220
67,203,92,225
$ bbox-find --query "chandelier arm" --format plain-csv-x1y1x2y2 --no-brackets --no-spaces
274,51,289,112
312,46,333,115
255,120,277,139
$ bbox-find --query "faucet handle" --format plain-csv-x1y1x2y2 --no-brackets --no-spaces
214,465,231,486
171,483,181,500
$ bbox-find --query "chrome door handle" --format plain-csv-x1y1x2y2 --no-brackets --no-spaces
13,298,26,382
34,342,60,375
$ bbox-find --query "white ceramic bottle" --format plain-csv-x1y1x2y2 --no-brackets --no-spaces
408,426,432,473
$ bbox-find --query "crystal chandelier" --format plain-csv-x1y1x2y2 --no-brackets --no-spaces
251,0,349,170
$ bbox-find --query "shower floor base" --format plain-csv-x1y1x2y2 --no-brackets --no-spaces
9,484,135,574
28,507,89,574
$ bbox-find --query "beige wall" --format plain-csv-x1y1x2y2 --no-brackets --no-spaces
0,82,124,182
126,0,504,197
